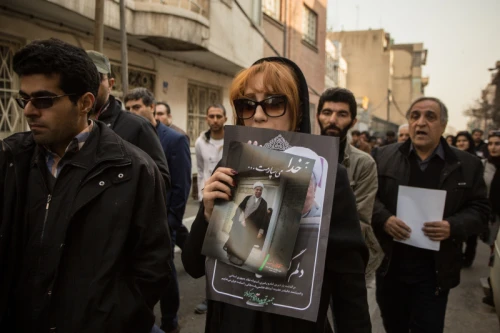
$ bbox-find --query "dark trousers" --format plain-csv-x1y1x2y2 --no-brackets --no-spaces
175,224,189,249
463,234,478,263
376,273,449,333
160,231,180,331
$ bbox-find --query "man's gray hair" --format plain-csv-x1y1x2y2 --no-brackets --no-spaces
398,124,409,134
406,97,448,124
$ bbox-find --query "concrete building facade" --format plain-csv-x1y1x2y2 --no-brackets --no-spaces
391,43,429,125
327,29,428,134
0,0,269,143
0,0,269,182
325,39,347,90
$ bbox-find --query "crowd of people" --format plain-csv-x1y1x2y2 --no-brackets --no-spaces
0,38,498,333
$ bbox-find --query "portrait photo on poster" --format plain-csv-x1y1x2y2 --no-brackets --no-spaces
202,141,315,278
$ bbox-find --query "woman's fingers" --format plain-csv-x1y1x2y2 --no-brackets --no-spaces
205,180,232,198
202,167,237,222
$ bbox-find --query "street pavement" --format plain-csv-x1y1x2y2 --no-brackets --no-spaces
156,199,500,332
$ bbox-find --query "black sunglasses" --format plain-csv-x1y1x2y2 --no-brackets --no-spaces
15,94,76,110
233,95,287,120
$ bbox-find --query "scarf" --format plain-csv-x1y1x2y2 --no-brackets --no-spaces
244,195,261,219
488,156,500,216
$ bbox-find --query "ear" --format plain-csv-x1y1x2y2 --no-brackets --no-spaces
108,77,115,90
80,92,95,117
350,118,358,128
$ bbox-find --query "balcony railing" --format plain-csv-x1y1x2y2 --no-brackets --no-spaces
135,0,209,19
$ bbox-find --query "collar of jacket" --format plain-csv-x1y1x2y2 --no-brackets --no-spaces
96,95,121,124
398,136,459,163
343,140,352,168
203,129,212,142
3,120,131,170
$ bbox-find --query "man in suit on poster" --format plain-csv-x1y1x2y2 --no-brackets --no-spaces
224,182,268,266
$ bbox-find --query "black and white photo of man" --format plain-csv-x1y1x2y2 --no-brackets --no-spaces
224,182,268,266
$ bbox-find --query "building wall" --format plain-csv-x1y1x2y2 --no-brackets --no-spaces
207,0,264,69
328,30,392,122
0,13,236,175
263,14,285,57
262,0,327,134
391,48,413,124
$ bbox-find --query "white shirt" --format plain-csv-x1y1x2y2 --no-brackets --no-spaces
195,131,224,201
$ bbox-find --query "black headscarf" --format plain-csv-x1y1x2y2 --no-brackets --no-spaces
487,133,500,216
252,57,311,134
453,131,476,155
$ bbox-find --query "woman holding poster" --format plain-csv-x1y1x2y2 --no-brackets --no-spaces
181,57,371,333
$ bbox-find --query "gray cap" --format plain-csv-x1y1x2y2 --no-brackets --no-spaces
86,50,111,74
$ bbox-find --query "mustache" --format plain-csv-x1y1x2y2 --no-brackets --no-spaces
321,124,342,136
323,124,341,132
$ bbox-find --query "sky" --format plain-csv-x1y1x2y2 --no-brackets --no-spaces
326,0,500,131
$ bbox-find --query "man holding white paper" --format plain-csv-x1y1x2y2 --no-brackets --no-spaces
372,97,490,333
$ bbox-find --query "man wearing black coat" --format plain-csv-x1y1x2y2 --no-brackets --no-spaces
86,50,171,189
0,39,171,333
372,97,490,333
224,182,268,266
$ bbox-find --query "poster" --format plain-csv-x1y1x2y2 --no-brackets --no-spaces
202,141,315,277
204,126,339,322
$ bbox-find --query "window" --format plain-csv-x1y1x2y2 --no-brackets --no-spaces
326,54,335,81
0,37,24,139
110,64,156,97
263,0,281,21
187,82,222,145
302,5,317,46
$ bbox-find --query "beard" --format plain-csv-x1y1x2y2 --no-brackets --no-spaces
320,122,352,140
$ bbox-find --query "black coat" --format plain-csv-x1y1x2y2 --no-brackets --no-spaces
0,122,171,332
182,166,370,333
98,95,171,190
372,138,490,289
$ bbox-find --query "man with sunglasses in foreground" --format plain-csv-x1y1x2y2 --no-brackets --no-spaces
371,97,490,332
0,38,171,333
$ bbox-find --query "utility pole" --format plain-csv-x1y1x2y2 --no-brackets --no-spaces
94,0,105,52
387,89,391,123
283,0,288,58
120,0,129,95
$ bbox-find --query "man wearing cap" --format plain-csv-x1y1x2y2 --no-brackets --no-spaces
86,50,170,189
224,182,268,266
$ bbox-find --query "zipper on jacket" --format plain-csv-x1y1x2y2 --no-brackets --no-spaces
40,194,52,245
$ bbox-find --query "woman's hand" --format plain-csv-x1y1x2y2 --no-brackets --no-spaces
203,167,237,221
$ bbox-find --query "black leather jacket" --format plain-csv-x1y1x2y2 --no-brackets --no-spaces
98,95,171,189
372,138,490,289
0,122,171,332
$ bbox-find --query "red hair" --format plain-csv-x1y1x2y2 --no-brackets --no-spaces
230,61,300,131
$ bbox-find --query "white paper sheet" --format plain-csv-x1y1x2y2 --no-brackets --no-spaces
395,185,447,251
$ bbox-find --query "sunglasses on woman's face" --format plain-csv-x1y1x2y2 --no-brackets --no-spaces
233,95,287,120
15,94,76,110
